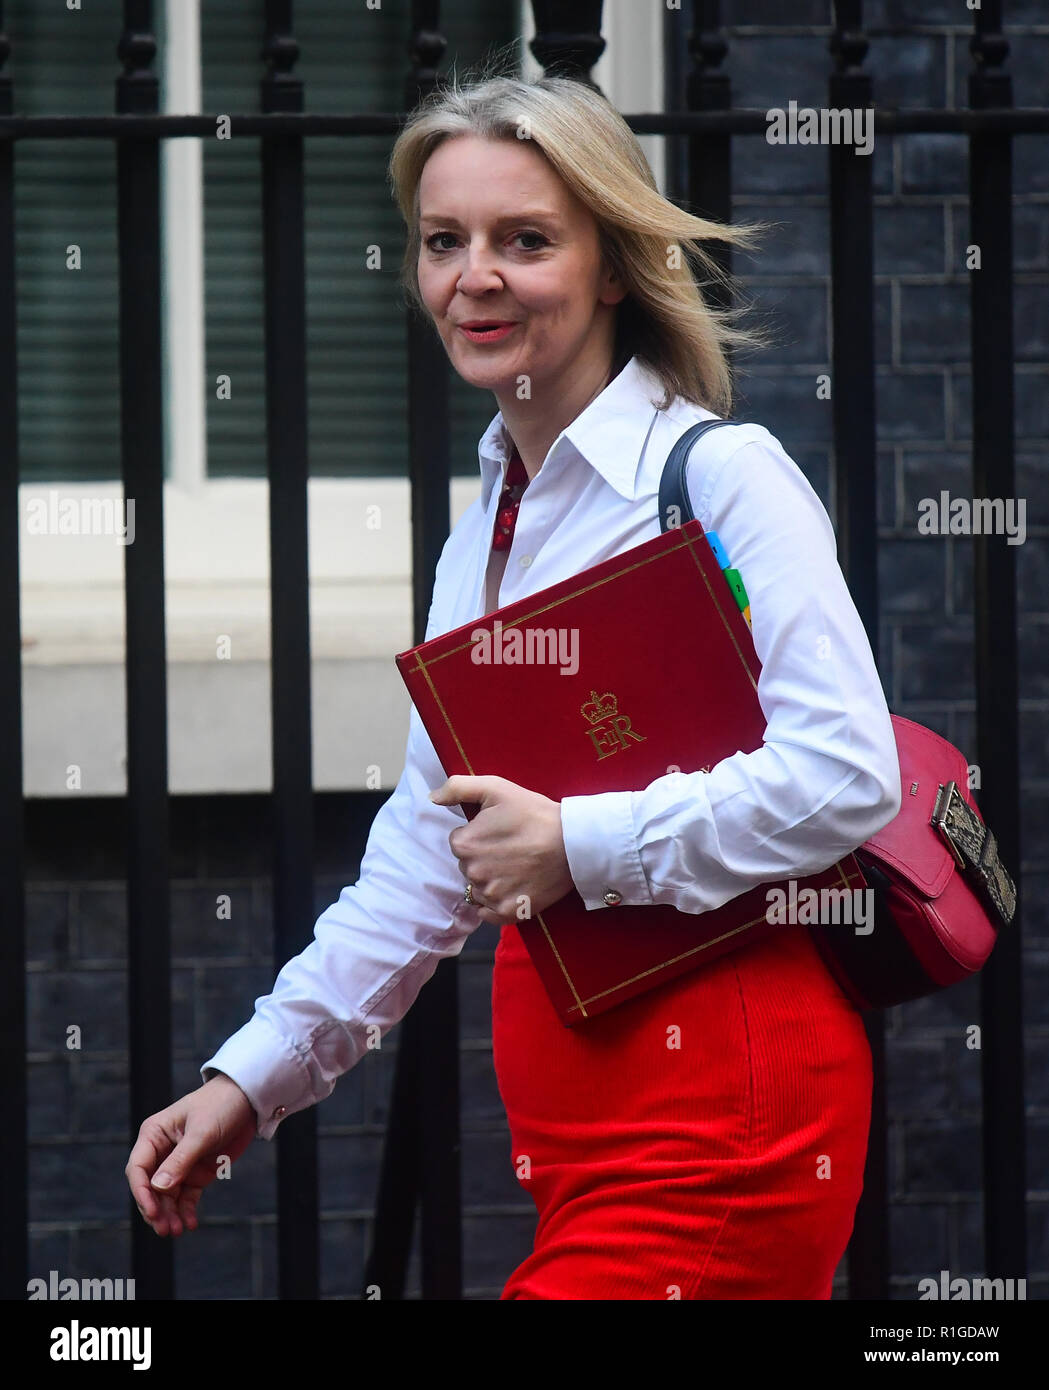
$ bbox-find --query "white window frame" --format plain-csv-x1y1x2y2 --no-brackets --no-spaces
19,2,665,797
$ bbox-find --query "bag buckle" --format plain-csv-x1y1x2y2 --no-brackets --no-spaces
931,781,1017,927
931,781,968,869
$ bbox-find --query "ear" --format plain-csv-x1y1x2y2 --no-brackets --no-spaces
599,268,629,307
597,238,628,305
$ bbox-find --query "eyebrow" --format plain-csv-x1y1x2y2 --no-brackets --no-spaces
418,211,563,228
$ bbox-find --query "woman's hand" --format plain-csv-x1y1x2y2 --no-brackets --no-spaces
429,775,576,925
125,1074,258,1237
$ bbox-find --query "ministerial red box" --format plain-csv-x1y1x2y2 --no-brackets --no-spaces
396,518,865,1025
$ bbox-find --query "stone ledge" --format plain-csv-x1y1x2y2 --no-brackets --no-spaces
21,578,417,666
24,658,412,798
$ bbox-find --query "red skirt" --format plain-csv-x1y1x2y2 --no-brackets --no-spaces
491,918,872,1300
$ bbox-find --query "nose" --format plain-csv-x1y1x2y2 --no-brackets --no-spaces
454,238,505,296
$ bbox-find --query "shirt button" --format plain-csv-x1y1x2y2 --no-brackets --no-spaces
272,1106,287,1120
602,888,622,906
519,555,532,567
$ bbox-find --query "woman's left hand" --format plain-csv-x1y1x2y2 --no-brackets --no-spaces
429,775,576,925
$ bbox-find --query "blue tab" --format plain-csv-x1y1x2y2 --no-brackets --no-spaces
705,530,730,570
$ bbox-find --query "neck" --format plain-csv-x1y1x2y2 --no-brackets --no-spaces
499,347,622,482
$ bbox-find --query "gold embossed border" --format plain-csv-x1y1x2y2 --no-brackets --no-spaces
403,523,760,786
543,857,866,1019
405,523,753,678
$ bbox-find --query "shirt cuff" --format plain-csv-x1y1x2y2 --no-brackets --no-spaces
200,1013,316,1142
559,789,653,910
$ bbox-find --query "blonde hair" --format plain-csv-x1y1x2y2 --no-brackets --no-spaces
387,61,770,416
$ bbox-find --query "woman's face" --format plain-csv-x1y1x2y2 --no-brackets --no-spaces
416,134,625,397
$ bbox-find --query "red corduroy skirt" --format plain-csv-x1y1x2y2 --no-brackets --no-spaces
490,918,873,1300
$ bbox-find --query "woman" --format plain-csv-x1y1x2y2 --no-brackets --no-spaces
126,72,901,1300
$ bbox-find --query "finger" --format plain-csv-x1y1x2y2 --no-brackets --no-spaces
149,1188,179,1237
127,1115,208,1236
150,1133,209,1196
178,1186,205,1231
129,1175,160,1221
126,1130,170,1222
431,775,491,808
138,1200,168,1237
127,1163,160,1223
156,1188,183,1237
465,878,488,908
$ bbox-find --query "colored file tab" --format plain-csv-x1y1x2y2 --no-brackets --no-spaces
705,532,752,630
705,530,730,569
723,567,749,615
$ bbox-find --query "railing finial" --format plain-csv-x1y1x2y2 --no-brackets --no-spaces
970,0,1009,75
261,0,302,114
529,0,606,89
116,1,158,114
407,25,447,92
829,1,869,77
689,0,728,76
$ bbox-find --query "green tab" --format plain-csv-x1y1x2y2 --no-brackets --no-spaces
723,567,749,613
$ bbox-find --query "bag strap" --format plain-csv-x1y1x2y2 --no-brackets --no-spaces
658,418,742,534
660,419,1019,941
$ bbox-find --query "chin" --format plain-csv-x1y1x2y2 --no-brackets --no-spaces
450,346,520,383
458,366,519,395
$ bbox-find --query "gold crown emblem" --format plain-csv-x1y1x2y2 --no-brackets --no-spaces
581,689,617,725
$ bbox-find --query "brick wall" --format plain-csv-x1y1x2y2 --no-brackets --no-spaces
25,794,538,1301
707,3,1048,1299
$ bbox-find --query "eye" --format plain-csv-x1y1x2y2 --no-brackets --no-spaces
424,231,458,253
423,230,549,253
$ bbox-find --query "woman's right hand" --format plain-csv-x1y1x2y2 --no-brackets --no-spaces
125,1074,259,1237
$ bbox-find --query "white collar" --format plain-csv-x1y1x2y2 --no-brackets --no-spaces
476,354,675,509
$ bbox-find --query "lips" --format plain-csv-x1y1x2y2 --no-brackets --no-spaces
458,321,520,343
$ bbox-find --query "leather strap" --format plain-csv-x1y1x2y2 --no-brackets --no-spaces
658,418,741,534
661,421,1019,947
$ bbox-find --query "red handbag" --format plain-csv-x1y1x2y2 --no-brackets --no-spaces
661,421,1018,1010
807,714,1017,1010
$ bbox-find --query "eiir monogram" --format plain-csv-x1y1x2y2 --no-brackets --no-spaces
580,688,647,761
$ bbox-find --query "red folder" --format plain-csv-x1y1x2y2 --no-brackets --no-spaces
395,518,867,1026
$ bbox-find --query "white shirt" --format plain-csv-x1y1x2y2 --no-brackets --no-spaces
201,354,902,1140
